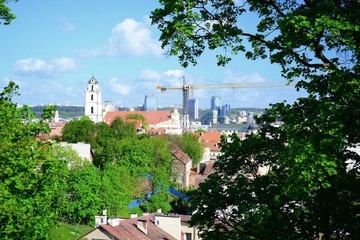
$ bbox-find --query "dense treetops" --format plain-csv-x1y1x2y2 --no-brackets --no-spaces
151,0,360,239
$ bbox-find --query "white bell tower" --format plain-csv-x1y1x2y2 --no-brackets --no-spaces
85,75,103,123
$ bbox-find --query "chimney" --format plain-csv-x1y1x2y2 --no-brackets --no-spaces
130,213,138,218
94,209,107,227
137,220,148,235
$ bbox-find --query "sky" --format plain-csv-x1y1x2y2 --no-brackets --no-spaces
0,0,307,109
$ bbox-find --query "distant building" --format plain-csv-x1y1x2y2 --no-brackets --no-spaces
200,110,218,126
247,111,255,126
188,98,199,121
220,104,231,118
218,115,230,124
84,75,103,123
103,101,115,116
144,94,157,111
210,96,221,111
104,109,182,134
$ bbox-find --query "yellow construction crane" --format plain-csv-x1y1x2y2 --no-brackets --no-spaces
156,77,296,116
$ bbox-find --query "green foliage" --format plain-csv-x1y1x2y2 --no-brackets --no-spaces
0,82,68,239
61,116,97,146
152,0,360,239
48,222,93,240
125,113,149,129
110,117,137,140
0,0,18,25
100,163,140,217
59,162,102,225
49,144,85,170
169,133,204,164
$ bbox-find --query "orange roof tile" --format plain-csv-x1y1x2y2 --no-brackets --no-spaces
200,131,222,151
169,142,191,165
104,111,172,125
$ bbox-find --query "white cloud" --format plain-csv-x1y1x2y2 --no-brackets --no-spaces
163,69,185,79
59,17,75,33
13,58,77,76
109,77,132,96
139,69,162,81
82,18,164,57
223,70,267,84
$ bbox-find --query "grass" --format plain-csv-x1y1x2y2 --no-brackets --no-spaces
49,222,93,240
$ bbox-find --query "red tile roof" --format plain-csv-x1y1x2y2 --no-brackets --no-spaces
80,214,176,240
49,122,66,136
169,142,191,165
200,131,222,151
104,111,172,125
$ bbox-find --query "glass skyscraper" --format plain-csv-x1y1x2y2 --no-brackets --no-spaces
144,94,157,111
211,96,221,111
188,98,199,120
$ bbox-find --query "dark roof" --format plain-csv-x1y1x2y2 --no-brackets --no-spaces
88,75,98,84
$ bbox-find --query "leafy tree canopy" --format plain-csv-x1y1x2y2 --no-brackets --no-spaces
61,116,98,147
0,0,17,25
169,133,204,164
152,1,360,239
0,82,68,239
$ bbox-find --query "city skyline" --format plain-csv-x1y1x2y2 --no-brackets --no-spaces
1,1,307,109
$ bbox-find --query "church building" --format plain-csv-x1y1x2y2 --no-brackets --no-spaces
85,75,103,123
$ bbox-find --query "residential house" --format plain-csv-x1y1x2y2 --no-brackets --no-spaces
79,211,200,240
169,143,192,188
198,131,222,161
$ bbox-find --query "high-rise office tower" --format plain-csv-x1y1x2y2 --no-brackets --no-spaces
210,96,221,111
221,104,231,117
188,98,199,120
144,94,157,111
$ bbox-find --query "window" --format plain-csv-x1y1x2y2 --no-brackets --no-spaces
91,107,94,114
185,233,192,240
91,94,93,100
91,85,94,91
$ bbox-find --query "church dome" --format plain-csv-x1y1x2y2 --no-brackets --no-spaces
88,75,98,84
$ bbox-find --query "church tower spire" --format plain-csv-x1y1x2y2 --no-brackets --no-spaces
85,75,103,123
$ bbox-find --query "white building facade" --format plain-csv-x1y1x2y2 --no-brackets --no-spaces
85,75,103,123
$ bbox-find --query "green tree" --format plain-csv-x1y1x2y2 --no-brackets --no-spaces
101,163,141,217
110,117,137,140
169,133,204,164
0,82,68,239
61,116,98,146
61,161,102,225
0,0,17,25
152,1,360,239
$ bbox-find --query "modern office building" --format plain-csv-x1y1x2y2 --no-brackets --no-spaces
220,104,231,118
188,98,199,121
210,96,221,111
144,94,157,111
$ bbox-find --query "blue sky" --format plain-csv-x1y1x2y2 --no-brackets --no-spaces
0,0,307,109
